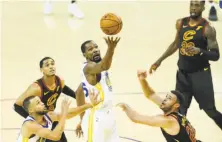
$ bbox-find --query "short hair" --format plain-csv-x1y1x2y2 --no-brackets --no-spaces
39,57,54,68
81,40,92,53
171,90,185,105
200,0,205,5
23,96,36,113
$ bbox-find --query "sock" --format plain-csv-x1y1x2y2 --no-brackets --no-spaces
209,1,216,7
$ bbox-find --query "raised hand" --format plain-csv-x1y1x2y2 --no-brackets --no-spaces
104,36,121,49
61,97,71,116
88,89,102,107
137,70,147,80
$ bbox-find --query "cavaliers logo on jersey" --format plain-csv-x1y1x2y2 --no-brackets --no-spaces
105,72,112,91
183,30,196,41
180,30,197,56
47,93,58,111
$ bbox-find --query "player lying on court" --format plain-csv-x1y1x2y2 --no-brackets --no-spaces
75,37,121,142
17,90,101,142
117,70,201,142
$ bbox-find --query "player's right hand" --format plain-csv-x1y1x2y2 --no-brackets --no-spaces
75,121,83,138
149,61,161,74
104,36,121,49
61,97,71,115
88,89,103,107
137,70,147,80
116,103,129,111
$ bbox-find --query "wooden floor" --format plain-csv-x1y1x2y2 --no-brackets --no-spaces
0,1,222,142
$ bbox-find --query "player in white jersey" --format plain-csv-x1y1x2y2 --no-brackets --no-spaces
75,37,121,142
17,91,100,142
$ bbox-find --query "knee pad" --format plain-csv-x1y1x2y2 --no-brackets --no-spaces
204,108,220,118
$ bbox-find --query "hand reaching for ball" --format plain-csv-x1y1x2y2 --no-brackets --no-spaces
104,37,121,49
137,70,147,80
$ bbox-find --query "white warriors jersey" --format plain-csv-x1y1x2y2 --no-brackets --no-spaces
81,62,113,110
17,114,53,142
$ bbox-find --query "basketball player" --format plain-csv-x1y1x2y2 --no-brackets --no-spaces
17,90,101,142
14,57,82,142
117,70,201,142
44,0,84,19
149,0,222,130
76,37,121,142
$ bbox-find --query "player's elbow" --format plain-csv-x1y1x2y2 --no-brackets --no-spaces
50,134,62,141
214,53,220,61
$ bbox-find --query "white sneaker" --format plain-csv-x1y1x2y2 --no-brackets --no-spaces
44,2,52,15
68,3,84,19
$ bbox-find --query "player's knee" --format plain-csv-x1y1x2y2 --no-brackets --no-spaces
204,107,220,118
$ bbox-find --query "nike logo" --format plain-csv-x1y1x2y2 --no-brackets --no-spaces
44,91,49,95
204,68,208,71
183,25,187,28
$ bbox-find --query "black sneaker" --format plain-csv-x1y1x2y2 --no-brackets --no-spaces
209,6,218,21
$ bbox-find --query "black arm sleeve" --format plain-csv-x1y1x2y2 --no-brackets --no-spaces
62,85,76,99
13,103,29,118
200,48,220,61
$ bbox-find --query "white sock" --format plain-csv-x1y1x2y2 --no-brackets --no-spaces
209,2,216,7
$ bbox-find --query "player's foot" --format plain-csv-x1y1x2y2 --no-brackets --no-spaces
208,6,218,21
44,2,52,15
68,3,84,19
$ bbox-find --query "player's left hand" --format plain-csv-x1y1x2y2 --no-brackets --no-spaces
185,46,201,55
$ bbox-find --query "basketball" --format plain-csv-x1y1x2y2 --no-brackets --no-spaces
100,13,123,35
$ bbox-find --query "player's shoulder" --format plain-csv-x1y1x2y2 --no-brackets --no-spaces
175,17,187,30
23,119,37,129
83,61,96,73
29,82,41,91
176,16,190,25
55,75,65,88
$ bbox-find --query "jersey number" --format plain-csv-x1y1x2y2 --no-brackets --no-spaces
82,82,89,97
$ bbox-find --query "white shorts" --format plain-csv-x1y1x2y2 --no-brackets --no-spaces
81,108,120,142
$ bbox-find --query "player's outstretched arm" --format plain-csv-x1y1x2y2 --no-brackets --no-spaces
137,70,163,106
14,83,41,118
149,19,182,74
117,103,175,128
84,37,121,74
54,89,101,120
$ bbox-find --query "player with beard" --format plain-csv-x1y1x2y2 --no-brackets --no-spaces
149,0,222,130
117,70,201,142
14,57,83,142
16,90,101,142
75,37,121,142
